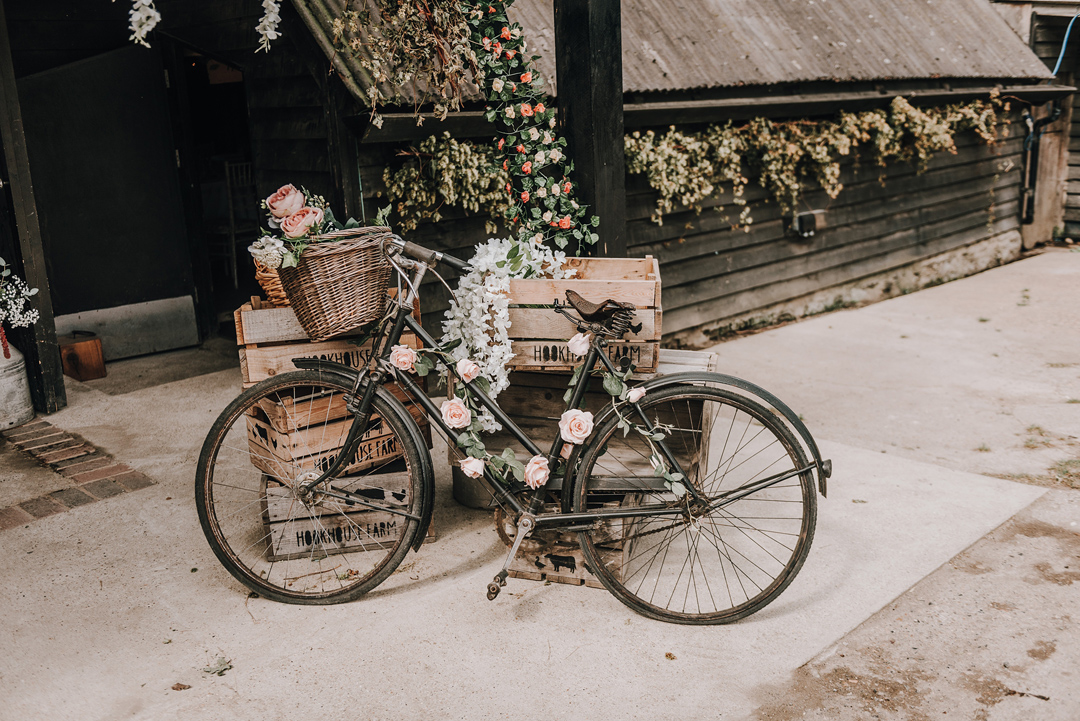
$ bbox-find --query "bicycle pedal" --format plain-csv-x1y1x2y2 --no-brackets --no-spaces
486,582,501,601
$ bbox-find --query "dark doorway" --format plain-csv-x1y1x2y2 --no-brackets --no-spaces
179,50,262,322
17,43,199,359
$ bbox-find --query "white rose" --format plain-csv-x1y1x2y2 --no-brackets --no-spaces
534,151,545,165
456,358,480,383
524,455,549,489
559,409,594,444
551,184,560,196
389,345,417,372
529,128,540,141
441,398,472,429
542,131,552,144
627,387,646,403
460,456,485,479
536,187,547,198
566,332,591,356
542,211,553,222
549,149,562,163
531,233,543,243
549,117,556,128
505,106,515,118
492,78,504,92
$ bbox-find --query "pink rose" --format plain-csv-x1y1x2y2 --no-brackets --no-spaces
559,409,594,444
524,456,549,489
627,387,646,403
460,457,485,479
389,345,417,372
566,332,591,356
456,358,480,383
559,443,573,460
280,206,324,239
441,398,472,429
265,184,305,219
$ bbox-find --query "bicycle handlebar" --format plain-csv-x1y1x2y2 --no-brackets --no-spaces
390,235,471,273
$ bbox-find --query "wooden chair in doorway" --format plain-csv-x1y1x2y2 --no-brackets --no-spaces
207,160,260,289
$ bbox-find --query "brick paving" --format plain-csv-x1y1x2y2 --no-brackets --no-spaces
1,418,157,530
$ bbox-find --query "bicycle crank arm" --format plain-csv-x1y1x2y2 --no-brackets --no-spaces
487,514,536,600
320,486,422,521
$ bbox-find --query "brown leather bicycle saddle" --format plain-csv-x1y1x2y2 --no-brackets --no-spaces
565,289,634,322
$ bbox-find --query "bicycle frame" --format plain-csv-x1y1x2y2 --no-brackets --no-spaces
295,251,818,537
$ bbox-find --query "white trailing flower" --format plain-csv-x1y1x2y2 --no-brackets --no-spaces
256,0,282,52
0,260,40,329
441,238,574,431
492,78,504,93
126,0,161,48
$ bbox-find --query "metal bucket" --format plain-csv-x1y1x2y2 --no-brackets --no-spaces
0,345,35,430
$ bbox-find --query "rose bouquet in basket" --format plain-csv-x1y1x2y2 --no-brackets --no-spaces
0,257,40,360
248,184,386,270
246,184,395,340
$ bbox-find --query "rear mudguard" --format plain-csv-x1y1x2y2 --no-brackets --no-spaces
563,371,830,511
291,358,435,552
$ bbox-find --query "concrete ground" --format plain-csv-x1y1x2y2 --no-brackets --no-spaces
0,249,1076,720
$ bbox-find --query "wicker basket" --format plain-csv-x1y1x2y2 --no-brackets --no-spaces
276,226,393,341
254,262,290,308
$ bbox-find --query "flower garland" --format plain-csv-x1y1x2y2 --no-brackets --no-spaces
439,237,575,431
0,257,40,360
465,1,599,254
387,332,679,494
121,0,279,52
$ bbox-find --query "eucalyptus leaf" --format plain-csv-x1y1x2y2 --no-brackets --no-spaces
669,481,687,499
602,374,625,398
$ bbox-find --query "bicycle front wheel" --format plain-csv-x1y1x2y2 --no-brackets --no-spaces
571,385,816,624
196,370,426,604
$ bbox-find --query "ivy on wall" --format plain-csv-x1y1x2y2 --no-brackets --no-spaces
381,95,1006,231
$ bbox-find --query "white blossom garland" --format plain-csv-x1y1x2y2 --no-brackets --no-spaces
440,237,574,431
122,0,161,48
256,0,283,53
0,257,40,360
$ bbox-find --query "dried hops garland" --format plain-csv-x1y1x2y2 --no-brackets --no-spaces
330,1,478,124
625,95,1005,224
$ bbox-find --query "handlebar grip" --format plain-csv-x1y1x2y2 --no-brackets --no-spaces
400,240,471,272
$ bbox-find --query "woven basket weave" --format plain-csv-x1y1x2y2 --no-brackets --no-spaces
254,262,290,307
276,226,393,341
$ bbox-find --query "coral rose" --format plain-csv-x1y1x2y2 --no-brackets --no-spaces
524,456,549,489
627,387,647,403
389,345,417,372
563,181,572,193
500,26,511,40
558,216,572,229
535,103,546,113
522,161,532,175
520,103,533,117
498,138,505,150
460,457,485,479
566,332,591,356
441,398,472,429
520,191,530,202
280,206,324,238
265,184,305,219
559,409,594,444
456,358,480,383
521,71,532,83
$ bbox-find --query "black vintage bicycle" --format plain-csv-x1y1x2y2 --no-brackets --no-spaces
196,236,831,624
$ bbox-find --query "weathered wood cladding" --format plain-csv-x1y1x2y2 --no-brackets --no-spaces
1033,14,1080,236
623,120,1023,334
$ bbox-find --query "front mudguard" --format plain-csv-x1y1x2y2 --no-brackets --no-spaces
291,358,435,552
561,371,831,512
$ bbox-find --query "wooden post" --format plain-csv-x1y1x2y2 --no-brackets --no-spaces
553,0,627,258
0,0,65,413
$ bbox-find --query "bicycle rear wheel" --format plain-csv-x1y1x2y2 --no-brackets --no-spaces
571,385,816,624
196,370,426,604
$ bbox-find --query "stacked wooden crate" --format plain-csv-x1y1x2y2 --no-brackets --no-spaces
235,297,434,551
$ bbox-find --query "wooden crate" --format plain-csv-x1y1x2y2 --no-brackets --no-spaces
261,471,415,561
496,505,625,588
453,348,719,589
504,256,661,373
234,297,421,389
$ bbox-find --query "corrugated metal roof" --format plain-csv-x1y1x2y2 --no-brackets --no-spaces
294,0,1052,105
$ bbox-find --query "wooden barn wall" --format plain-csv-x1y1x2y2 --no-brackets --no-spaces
361,118,1022,340
4,0,130,78
626,119,1023,336
1032,14,1080,236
